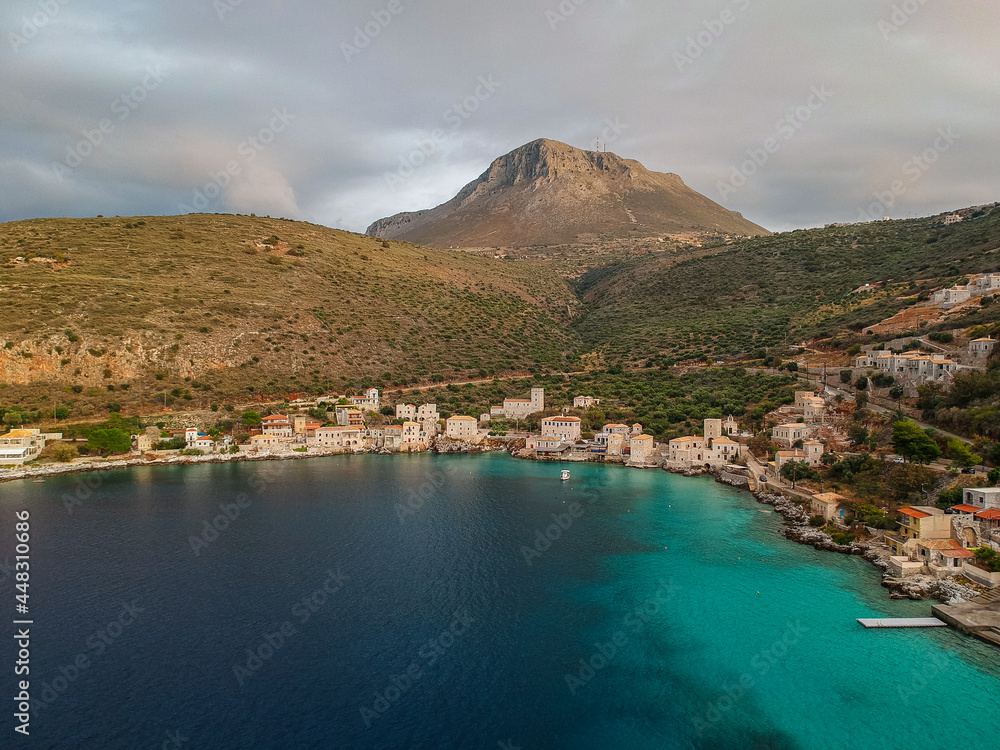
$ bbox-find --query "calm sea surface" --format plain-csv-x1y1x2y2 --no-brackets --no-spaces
2,453,998,749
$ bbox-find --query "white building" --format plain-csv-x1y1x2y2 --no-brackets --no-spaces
961,487,1000,512
931,286,973,309
350,388,380,411
261,414,293,437
540,416,582,443
573,396,600,409
0,428,60,466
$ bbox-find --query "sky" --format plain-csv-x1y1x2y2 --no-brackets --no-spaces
1,0,998,234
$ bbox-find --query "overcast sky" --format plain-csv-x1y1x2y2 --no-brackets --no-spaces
1,0,997,234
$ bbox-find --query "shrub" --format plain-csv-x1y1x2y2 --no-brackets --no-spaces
809,515,826,527
52,444,77,462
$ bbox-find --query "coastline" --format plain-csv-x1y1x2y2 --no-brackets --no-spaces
5,443,993,645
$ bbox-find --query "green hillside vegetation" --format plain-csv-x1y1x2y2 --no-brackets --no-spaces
408,367,798,442
575,205,1000,364
0,214,583,411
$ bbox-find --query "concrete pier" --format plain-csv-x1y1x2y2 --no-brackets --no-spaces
932,588,1000,648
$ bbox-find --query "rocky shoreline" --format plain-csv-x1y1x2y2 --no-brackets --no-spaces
746,486,978,606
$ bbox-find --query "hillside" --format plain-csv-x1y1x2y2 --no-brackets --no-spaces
366,138,768,248
0,214,582,409
575,204,1000,364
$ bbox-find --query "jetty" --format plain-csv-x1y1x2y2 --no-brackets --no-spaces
932,588,1000,648
857,617,947,629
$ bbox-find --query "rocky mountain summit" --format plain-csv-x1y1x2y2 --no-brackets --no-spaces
367,138,769,248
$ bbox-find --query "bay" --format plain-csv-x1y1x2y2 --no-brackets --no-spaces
2,453,998,749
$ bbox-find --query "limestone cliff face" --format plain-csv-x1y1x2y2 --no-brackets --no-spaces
367,138,768,247
0,332,241,386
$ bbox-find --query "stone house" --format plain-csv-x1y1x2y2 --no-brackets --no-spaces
490,388,544,420
771,423,813,448
810,493,851,523
311,426,363,450
969,338,997,358
931,286,973,308
573,396,600,408
667,419,744,470
131,433,154,452
629,435,655,464
961,487,1000,512
402,422,426,451
445,416,478,439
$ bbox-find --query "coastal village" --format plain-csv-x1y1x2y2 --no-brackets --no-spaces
3,317,1000,647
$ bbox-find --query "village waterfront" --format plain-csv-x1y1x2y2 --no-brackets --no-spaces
2,452,998,749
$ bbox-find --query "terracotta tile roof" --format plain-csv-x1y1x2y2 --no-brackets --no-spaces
975,509,1000,520
813,493,849,504
898,508,931,519
940,549,976,558
949,504,981,513
916,539,963,550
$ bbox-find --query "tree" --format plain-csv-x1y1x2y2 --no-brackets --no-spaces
856,391,869,409
946,438,982,468
86,428,130,455
891,420,941,464
889,384,905,406
847,424,869,446
54,406,71,420
937,486,964,509
840,369,853,385
781,460,817,487
855,376,869,391
989,467,1000,486
972,547,1000,573
748,434,778,457
242,410,262,426
51,444,77,462
887,463,937,500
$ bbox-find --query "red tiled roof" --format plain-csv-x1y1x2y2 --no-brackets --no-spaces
950,504,981,513
940,549,976,559
975,509,1000,520
898,508,931,519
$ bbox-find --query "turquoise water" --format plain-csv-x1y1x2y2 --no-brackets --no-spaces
1,453,997,749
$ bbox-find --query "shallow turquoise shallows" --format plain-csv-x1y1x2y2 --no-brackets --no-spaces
3,453,998,749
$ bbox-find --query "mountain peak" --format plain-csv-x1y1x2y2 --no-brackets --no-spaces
367,139,767,248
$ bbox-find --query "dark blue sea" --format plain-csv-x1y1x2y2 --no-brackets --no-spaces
2,453,999,749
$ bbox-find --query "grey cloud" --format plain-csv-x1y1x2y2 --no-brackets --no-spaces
0,0,997,233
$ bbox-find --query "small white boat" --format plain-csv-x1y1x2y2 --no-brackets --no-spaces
560,470,571,481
